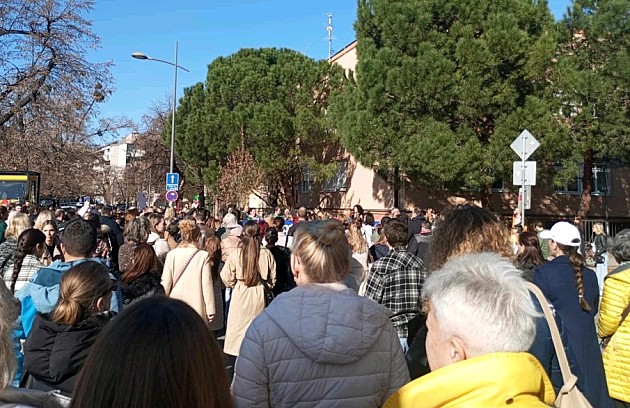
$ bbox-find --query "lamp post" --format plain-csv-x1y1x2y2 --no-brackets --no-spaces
131,42,189,175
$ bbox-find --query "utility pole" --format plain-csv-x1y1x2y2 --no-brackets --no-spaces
326,13,334,60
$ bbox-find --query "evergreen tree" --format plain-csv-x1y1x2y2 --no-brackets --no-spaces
550,0,630,217
171,48,345,208
332,0,557,208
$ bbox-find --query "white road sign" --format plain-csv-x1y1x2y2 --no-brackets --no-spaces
511,129,540,161
513,161,537,186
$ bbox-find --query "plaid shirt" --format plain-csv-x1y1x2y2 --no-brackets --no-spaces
364,246,427,338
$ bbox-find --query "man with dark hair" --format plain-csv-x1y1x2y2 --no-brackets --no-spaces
364,220,426,354
15,219,122,337
99,204,123,271
407,208,426,243
407,221,432,266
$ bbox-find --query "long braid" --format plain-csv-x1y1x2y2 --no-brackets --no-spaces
11,229,46,293
10,240,27,294
568,246,591,312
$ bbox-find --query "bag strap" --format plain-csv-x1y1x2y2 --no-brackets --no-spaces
172,249,200,289
526,282,574,384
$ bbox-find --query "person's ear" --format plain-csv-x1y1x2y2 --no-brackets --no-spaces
95,296,108,312
449,336,468,364
60,243,68,257
291,254,301,280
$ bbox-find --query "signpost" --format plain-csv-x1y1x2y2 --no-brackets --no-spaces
511,130,539,228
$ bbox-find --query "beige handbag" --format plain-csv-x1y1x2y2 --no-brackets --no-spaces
526,283,593,408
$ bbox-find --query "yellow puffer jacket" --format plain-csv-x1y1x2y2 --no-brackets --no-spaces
384,352,555,407
598,263,630,403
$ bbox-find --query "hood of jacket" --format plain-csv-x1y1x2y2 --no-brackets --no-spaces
24,312,114,386
384,352,555,408
264,283,393,365
121,273,163,303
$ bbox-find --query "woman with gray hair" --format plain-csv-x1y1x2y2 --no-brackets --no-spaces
231,220,408,407
385,252,554,407
118,217,150,274
598,228,630,407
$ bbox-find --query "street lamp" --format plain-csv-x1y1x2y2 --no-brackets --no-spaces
131,42,190,176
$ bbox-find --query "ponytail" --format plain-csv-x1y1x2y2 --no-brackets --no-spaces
240,221,262,287
53,297,84,326
563,244,591,312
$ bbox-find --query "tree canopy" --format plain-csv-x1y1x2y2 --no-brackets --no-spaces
172,47,345,208
332,0,557,208
0,0,121,197
549,0,630,217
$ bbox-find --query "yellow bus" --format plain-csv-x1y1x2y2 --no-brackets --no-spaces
0,171,40,205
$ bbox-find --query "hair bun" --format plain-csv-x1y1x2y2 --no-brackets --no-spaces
317,220,344,247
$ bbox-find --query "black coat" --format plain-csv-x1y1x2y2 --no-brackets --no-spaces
268,246,295,296
24,312,114,395
121,273,165,307
406,216,425,243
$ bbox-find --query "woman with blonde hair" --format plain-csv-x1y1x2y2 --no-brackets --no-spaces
23,261,116,395
161,219,215,324
232,220,408,407
220,220,276,357
0,212,31,279
33,210,55,232
592,222,609,295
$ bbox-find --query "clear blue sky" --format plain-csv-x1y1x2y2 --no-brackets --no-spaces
89,0,572,142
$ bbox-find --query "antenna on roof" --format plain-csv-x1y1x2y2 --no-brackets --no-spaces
326,13,334,60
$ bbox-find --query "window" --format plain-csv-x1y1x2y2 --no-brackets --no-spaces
323,161,348,192
555,165,611,196
301,167,314,193
491,177,504,192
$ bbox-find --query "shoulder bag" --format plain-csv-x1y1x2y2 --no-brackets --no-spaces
526,282,593,408
172,249,200,289
259,265,274,307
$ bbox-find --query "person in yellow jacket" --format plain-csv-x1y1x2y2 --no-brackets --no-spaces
385,252,555,408
598,228,630,407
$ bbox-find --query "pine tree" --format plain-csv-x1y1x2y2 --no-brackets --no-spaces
332,0,557,208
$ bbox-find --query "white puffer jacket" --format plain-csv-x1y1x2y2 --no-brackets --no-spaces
232,282,409,407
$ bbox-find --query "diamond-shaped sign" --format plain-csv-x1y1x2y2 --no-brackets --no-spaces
511,130,540,161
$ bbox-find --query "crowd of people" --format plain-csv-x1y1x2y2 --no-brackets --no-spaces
0,200,628,407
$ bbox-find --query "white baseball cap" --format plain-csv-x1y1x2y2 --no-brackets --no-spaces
539,221,581,247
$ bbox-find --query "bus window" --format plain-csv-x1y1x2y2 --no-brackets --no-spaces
0,181,28,202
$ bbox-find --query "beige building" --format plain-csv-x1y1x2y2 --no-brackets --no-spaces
295,40,630,229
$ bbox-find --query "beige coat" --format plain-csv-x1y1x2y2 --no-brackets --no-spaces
221,247,276,356
161,247,215,321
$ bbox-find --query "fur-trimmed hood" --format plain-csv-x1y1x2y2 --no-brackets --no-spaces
121,273,165,305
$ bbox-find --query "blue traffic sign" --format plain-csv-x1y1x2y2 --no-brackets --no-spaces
166,173,179,191
166,190,178,203
166,173,179,186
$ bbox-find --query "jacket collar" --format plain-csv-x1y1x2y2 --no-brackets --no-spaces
385,352,555,408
